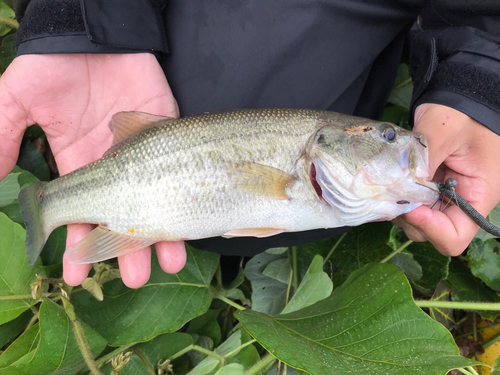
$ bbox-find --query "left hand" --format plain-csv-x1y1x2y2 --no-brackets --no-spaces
393,103,500,256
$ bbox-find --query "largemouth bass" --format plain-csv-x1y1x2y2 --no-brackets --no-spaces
18,108,438,265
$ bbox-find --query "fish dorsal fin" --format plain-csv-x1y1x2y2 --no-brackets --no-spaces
65,226,155,264
223,227,286,238
109,111,176,146
230,162,296,200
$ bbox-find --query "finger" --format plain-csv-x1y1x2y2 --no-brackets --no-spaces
400,204,480,256
155,241,187,274
118,247,152,288
63,224,94,286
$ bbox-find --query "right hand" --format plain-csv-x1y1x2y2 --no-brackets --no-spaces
0,53,186,288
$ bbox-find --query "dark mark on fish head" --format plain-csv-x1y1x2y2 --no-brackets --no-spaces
397,200,410,205
344,125,374,135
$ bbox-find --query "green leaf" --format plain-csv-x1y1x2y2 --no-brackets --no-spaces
0,323,40,371
406,241,450,294
491,356,500,375
0,2,15,36
72,246,219,345
388,253,423,281
382,106,409,129
217,363,245,375
188,329,243,375
0,310,32,349
387,63,413,109
39,226,66,266
0,213,46,325
0,34,16,69
282,255,333,314
244,252,288,315
237,263,477,375
262,258,291,284
17,141,50,182
14,298,107,375
297,222,393,287
266,363,302,375
468,238,500,292
100,332,194,375
0,172,20,207
443,259,500,321
186,309,222,346
475,201,500,241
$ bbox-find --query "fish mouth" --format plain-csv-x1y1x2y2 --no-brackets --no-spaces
416,177,439,193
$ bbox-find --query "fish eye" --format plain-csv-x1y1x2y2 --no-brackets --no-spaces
381,125,397,142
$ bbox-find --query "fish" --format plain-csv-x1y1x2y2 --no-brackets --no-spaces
18,108,439,265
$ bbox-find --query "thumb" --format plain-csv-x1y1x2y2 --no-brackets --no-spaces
0,76,31,180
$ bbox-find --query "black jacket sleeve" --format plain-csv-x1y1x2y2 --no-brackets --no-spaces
409,1,500,135
13,0,168,55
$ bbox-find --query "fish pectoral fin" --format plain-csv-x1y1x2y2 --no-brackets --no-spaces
223,227,286,238
109,111,176,146
231,162,296,200
65,226,155,264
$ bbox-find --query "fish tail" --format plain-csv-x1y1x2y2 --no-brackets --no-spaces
18,181,50,265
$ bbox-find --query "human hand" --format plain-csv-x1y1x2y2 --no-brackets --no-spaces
0,53,186,288
393,103,500,255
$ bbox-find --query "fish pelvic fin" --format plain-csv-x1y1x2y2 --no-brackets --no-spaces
65,226,155,264
109,111,176,146
231,162,296,200
18,181,50,265
223,227,286,238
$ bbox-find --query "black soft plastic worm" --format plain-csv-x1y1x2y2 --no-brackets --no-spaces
436,178,500,237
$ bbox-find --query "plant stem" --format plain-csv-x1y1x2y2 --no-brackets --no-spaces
61,296,104,375
223,339,257,358
483,331,500,350
169,344,221,361
95,343,136,368
214,291,245,311
285,269,293,306
415,300,500,311
323,233,346,265
245,354,276,375
380,239,413,263
0,15,18,29
0,294,33,300
130,348,155,375
291,246,299,291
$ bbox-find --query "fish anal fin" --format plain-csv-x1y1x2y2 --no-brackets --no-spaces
223,227,285,238
109,111,176,146
231,162,296,200
65,226,155,264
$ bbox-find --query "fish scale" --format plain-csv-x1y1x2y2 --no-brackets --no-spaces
18,108,438,265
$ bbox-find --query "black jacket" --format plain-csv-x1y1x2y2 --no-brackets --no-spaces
12,0,500,255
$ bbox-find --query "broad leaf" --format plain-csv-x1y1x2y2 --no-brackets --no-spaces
297,222,393,287
0,310,32,349
244,252,288,315
14,298,107,375
406,241,450,294
262,258,291,284
388,253,423,281
0,213,45,325
0,172,20,207
282,255,333,314
0,2,15,36
72,246,219,345
100,332,194,375
237,263,477,375
186,309,222,346
468,238,500,292
0,323,40,371
0,34,16,69
443,259,500,321
17,141,50,182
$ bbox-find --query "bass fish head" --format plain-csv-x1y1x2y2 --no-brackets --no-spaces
306,118,439,224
